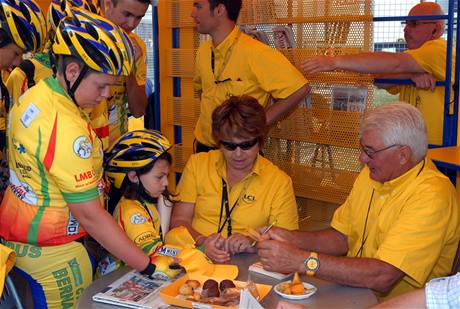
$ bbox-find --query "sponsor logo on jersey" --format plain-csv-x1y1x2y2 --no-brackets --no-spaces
134,231,154,244
158,246,179,257
130,213,147,225
12,137,26,154
74,170,96,182
9,170,37,204
73,136,92,159
67,213,80,235
16,162,32,179
20,103,40,128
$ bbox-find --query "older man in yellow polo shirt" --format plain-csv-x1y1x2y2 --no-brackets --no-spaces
257,102,460,301
302,2,453,146
191,0,309,152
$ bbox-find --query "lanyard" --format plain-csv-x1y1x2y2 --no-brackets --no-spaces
211,32,241,84
356,159,426,257
140,199,164,243
217,177,250,237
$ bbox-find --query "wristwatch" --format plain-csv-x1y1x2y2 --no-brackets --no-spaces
304,252,320,276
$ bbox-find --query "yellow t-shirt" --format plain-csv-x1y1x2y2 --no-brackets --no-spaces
114,197,162,255
106,32,147,146
6,54,53,107
387,39,455,145
0,77,104,246
331,158,460,300
193,27,307,147
176,150,299,237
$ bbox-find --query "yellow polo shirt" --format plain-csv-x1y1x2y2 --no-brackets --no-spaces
193,27,307,147
331,158,460,300
176,150,299,237
387,39,455,145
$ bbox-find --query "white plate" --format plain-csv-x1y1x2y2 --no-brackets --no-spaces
274,281,317,300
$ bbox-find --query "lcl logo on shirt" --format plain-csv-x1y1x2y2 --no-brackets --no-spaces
243,194,256,203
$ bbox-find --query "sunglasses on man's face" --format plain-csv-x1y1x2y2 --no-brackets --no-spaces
219,138,259,151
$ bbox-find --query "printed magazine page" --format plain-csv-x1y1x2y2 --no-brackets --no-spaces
331,86,368,113
92,270,169,309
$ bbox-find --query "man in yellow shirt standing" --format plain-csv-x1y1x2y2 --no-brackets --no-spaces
102,0,149,146
191,0,310,152
301,2,452,146
257,102,460,301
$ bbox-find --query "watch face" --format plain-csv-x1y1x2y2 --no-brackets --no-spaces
306,257,319,271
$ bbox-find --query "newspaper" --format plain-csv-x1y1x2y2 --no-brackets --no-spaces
273,25,296,49
331,86,368,113
92,270,170,309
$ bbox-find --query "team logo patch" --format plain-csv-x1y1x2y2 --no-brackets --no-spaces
130,213,147,225
20,103,40,128
243,194,256,203
73,136,92,159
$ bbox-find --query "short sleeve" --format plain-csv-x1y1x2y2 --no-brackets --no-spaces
249,47,307,99
117,200,162,255
374,178,457,286
6,67,27,107
130,33,147,86
176,154,199,203
405,40,447,80
268,176,299,230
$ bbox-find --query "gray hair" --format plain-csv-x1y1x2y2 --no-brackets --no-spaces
361,102,427,163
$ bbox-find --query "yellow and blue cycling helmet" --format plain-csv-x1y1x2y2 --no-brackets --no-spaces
52,9,133,76
0,0,46,52
47,0,102,32
105,130,172,190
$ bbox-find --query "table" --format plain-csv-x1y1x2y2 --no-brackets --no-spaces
78,253,378,308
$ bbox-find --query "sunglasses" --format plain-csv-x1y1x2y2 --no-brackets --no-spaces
219,138,259,151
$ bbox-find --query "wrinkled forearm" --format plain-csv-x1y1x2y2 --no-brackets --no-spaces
335,52,423,74
295,228,348,256
312,255,404,293
266,84,310,126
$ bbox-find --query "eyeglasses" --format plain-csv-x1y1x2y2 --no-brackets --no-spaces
401,20,437,28
219,138,259,151
360,144,400,159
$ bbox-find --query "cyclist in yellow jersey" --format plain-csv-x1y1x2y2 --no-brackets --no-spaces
0,0,47,198
99,130,181,279
102,0,149,145
6,0,112,147
0,10,175,308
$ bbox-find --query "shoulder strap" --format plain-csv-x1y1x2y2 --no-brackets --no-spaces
18,59,36,89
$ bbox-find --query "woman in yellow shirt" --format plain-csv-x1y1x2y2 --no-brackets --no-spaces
170,95,299,263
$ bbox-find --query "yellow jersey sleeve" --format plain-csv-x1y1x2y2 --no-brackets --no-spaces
115,197,162,255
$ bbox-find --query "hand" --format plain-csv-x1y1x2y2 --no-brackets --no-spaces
259,226,292,242
276,300,308,309
257,239,305,274
225,233,256,254
202,233,230,263
411,72,436,91
301,56,337,74
129,33,143,61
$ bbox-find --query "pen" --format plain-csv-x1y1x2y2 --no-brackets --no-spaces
251,219,277,247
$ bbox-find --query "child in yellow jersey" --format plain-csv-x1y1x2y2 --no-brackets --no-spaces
101,130,181,280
